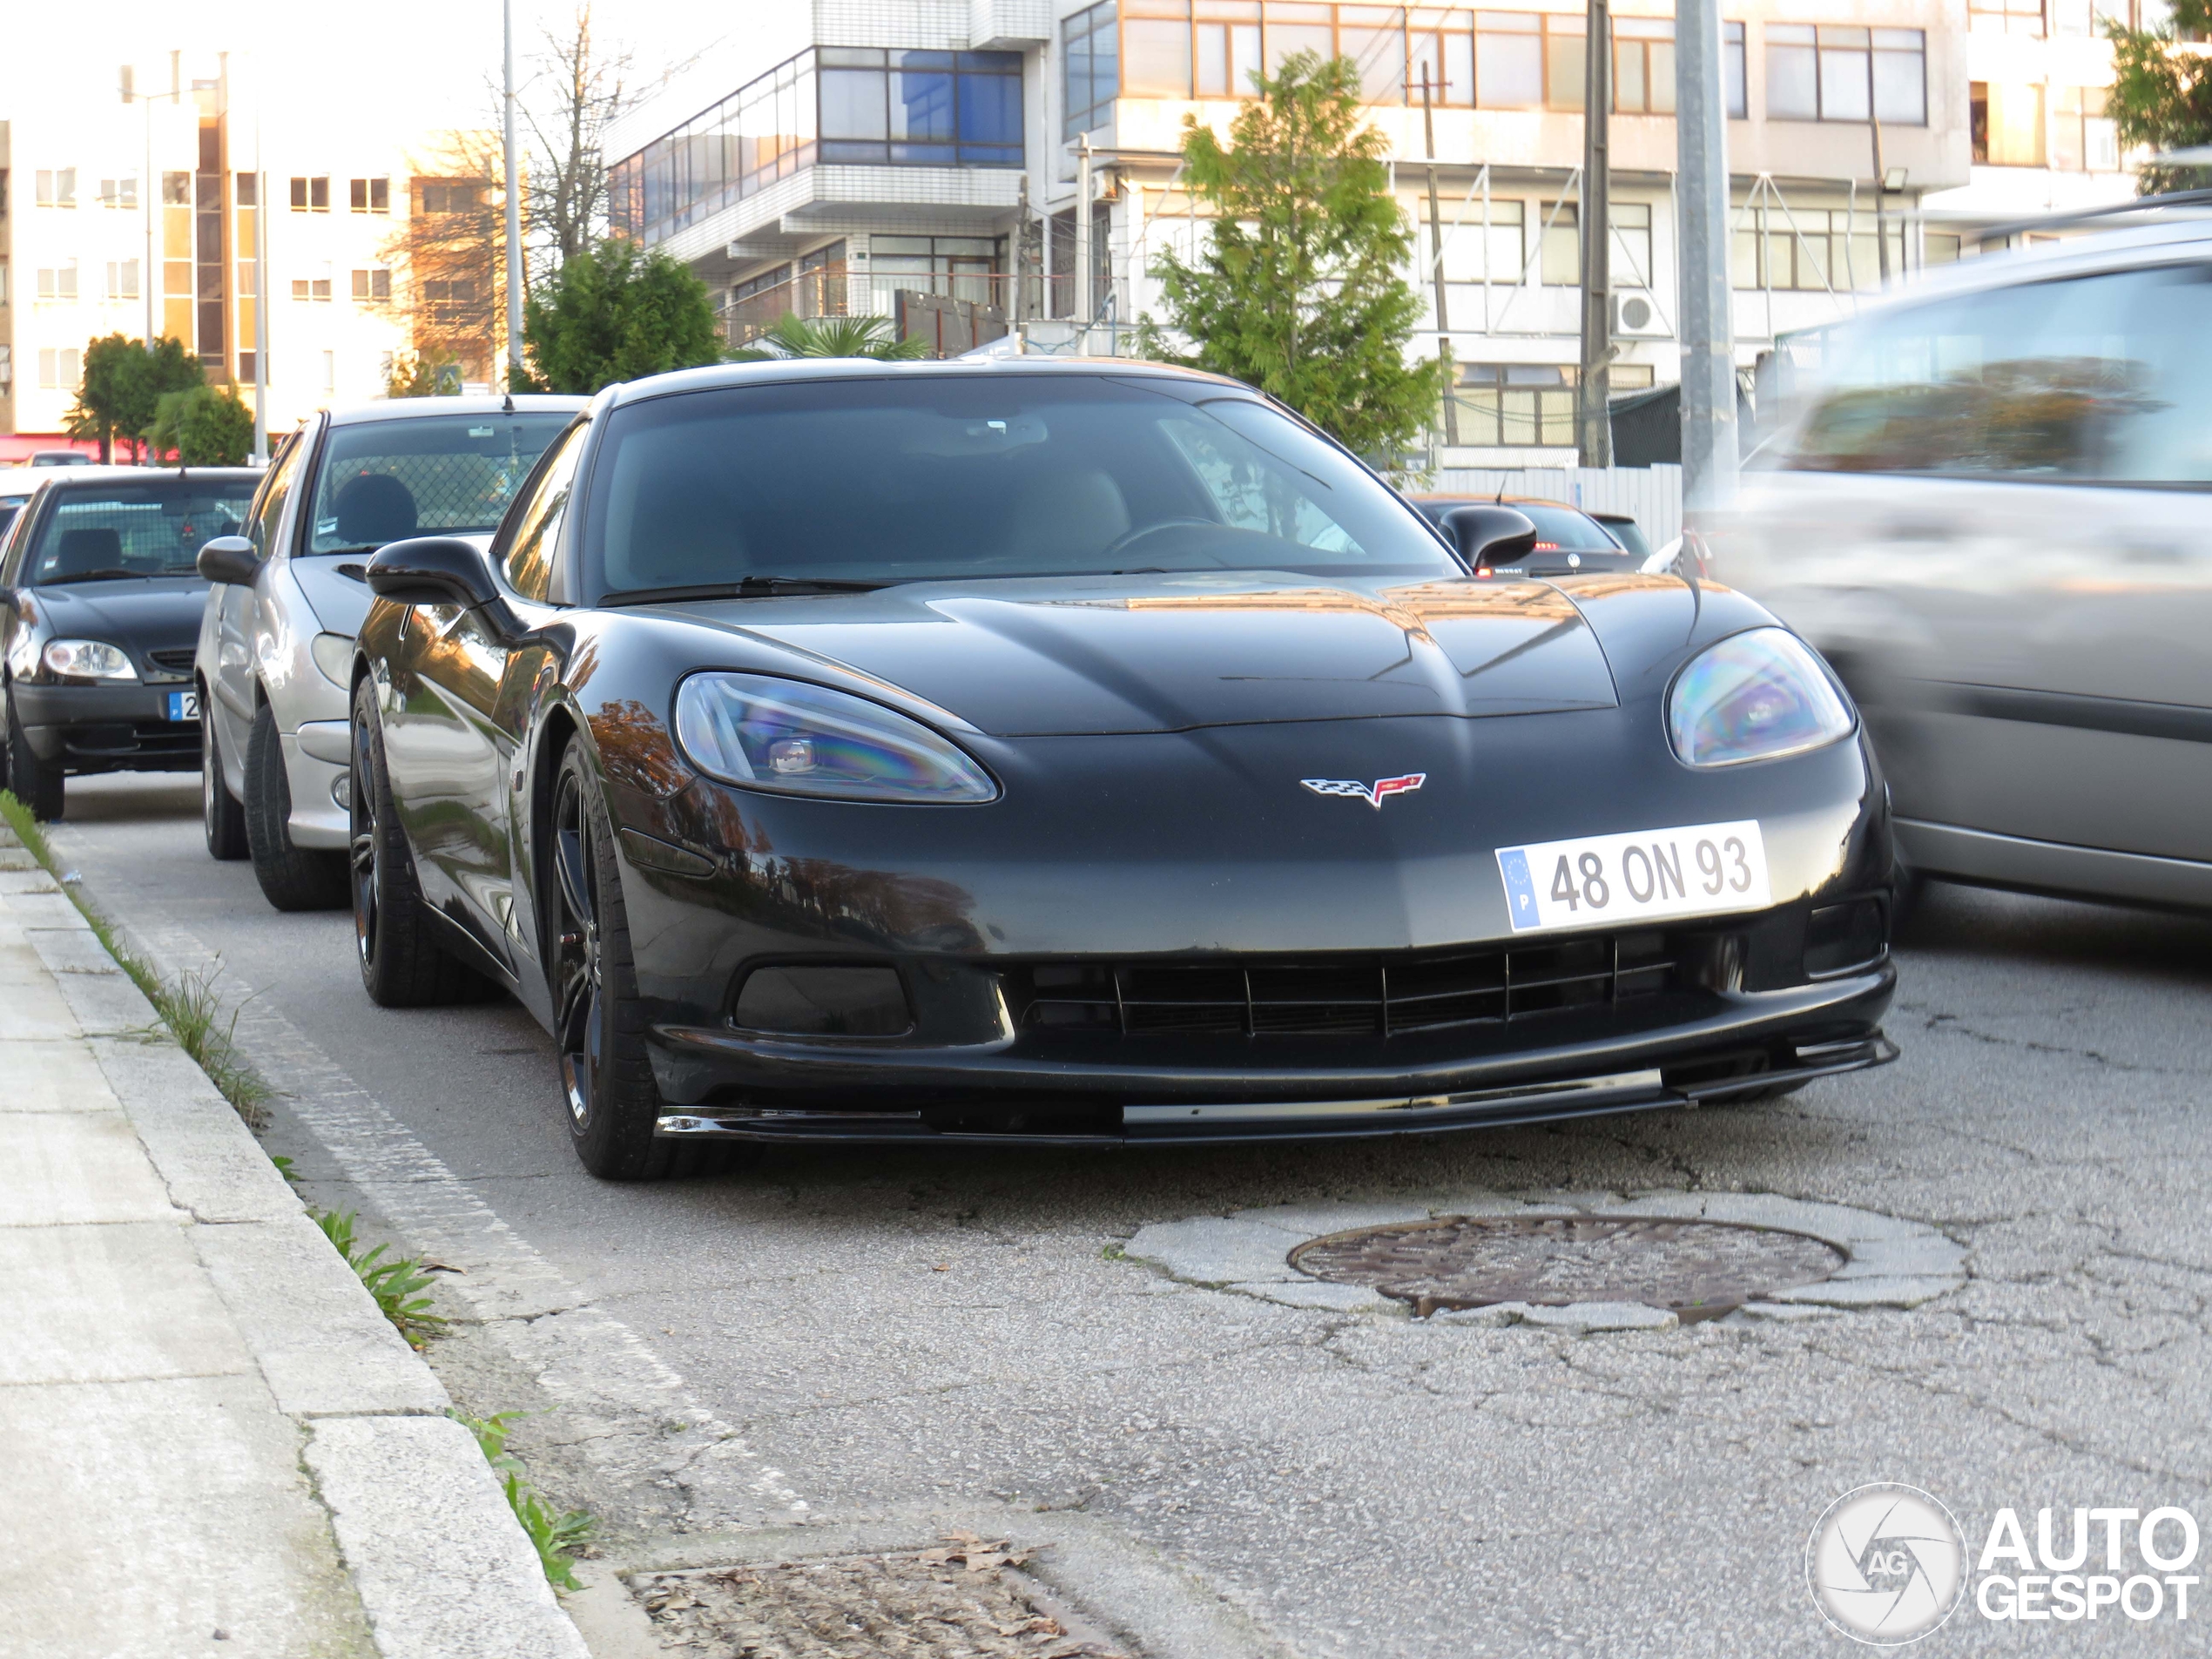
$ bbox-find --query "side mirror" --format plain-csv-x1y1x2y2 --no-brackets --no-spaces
365,536,501,610
1440,506,1539,572
196,535,260,587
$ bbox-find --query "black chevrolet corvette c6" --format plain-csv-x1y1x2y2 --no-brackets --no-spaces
349,359,1896,1180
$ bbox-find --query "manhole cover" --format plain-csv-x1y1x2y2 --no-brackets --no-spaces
1289,1215,1846,1321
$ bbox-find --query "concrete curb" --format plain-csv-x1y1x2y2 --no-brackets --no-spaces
1124,1188,1969,1328
2,850,589,1657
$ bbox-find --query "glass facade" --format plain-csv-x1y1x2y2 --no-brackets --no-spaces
610,48,1023,246
1066,3,1746,132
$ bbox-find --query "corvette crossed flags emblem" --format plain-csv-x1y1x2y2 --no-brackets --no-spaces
1300,773,1427,809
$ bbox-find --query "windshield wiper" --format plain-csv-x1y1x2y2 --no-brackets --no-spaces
601,576,894,606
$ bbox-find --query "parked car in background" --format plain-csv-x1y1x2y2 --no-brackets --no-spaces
0,470,37,542
1723,218,2212,913
29,450,95,468
1592,511,1651,559
0,466,260,819
194,395,583,907
347,359,1893,1181
1405,495,1640,577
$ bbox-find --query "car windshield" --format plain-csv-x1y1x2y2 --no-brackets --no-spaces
584,375,1460,597
24,480,258,585
1783,261,2212,483
305,412,573,553
1597,516,1649,556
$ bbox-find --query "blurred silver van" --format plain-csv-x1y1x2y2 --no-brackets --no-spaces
1723,217,2212,912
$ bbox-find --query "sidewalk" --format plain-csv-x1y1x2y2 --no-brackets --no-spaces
0,820,590,1659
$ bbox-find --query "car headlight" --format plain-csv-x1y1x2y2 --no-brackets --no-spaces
1667,627,1852,767
673,672,998,803
311,632,354,687
42,638,138,683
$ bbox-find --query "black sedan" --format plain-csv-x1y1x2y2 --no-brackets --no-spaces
349,360,1895,1179
0,467,261,819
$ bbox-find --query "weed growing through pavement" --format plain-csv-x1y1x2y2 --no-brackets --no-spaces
0,791,277,1128
311,1210,447,1348
451,1410,595,1590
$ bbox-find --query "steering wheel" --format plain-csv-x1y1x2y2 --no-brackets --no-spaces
1097,518,1229,564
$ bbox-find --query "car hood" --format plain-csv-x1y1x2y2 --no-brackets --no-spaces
290,536,492,637
30,577,208,651
658,570,1620,737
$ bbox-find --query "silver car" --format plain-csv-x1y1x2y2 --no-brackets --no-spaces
195,395,583,907
1723,217,2212,913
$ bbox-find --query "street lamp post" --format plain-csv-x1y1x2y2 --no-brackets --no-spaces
503,0,524,387
121,54,185,371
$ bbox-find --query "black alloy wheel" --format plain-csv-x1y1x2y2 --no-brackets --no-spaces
244,701,349,910
201,694,248,860
5,694,64,822
349,676,482,1008
548,737,725,1182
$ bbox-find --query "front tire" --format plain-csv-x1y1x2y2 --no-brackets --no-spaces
245,701,348,910
547,738,718,1182
202,697,249,860
6,696,64,822
350,677,483,1007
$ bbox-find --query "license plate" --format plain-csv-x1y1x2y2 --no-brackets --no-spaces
166,690,199,722
1496,819,1770,934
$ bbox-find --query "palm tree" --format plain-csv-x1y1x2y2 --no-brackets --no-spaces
729,312,929,361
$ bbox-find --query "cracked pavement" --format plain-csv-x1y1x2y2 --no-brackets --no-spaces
46,774,2212,1656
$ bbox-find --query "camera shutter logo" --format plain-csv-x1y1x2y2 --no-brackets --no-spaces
1806,1484,1967,1645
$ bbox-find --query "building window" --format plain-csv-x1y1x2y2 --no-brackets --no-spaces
1971,0,2045,33
870,234,1001,303
36,169,78,208
236,259,257,299
1734,208,1904,291
349,177,390,212
1541,202,1579,286
38,347,83,388
819,48,1022,167
1065,2,1121,135
1724,22,1746,118
322,350,335,394
235,172,258,207
105,260,139,300
1972,81,2048,165
98,175,138,208
1452,365,1577,447
163,172,191,206
423,277,477,320
1613,18,1674,113
419,181,482,214
289,175,330,212
2051,86,2119,170
0,261,9,306
36,262,79,300
350,267,392,302
292,263,333,301
1433,199,1526,282
1610,203,1652,288
1768,25,1925,125
238,350,257,382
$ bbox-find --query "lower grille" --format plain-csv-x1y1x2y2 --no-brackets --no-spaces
1008,932,1687,1040
145,647,199,672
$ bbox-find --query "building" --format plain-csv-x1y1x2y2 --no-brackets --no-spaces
0,50,444,462
605,0,1973,465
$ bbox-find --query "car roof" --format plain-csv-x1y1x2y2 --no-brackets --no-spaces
1839,214,2212,321
325,394,589,428
603,354,1255,409
17,465,263,496
1408,494,1591,515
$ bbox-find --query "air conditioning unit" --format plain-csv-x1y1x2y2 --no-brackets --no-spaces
1613,293,1665,337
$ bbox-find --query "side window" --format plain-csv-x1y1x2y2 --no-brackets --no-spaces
250,431,307,560
502,424,588,604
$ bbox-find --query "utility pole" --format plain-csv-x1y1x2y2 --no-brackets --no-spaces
1075,135,1095,351
1866,50,1892,286
502,0,524,387
122,56,185,366
253,78,269,463
1420,69,1458,447
1576,0,1614,468
1676,0,1738,515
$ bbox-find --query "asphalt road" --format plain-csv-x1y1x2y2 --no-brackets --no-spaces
46,770,2212,1656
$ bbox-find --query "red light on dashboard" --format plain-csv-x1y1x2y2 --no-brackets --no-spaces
1533,541,1559,550
1475,567,1494,578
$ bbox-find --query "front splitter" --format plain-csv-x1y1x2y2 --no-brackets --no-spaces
654,1035,1898,1147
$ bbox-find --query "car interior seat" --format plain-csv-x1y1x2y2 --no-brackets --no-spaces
333,473,419,547
1006,469,1131,563
42,527,125,582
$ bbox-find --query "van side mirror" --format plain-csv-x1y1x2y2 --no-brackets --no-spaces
1440,506,1539,572
365,536,501,610
196,536,260,586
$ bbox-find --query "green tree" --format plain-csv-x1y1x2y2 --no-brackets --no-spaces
728,312,928,361
148,384,254,467
66,335,202,463
1138,51,1448,466
521,236,723,393
2106,0,2212,193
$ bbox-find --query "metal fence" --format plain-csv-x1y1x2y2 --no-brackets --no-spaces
717,266,1078,352
1429,464,1684,550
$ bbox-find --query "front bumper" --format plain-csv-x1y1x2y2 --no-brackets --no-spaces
11,682,199,773
647,961,1895,1145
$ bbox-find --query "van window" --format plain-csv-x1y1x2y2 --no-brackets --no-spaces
1784,262,2212,484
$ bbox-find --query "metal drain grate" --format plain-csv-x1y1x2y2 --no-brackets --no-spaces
1289,1215,1846,1321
